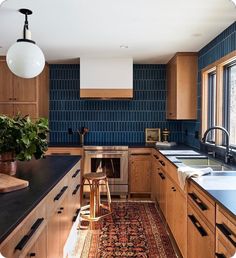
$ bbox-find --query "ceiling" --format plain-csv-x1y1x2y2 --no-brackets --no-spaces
0,0,235,64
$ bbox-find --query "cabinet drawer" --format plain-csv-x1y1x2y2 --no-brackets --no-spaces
67,161,81,184
187,202,215,258
216,205,236,253
188,183,215,229
216,230,236,257
1,202,46,258
46,176,69,216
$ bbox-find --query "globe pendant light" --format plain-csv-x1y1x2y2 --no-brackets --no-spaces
6,9,45,79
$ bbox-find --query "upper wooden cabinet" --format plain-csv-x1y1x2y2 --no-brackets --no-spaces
0,57,49,119
167,52,198,120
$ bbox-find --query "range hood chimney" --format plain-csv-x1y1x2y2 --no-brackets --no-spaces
80,58,133,99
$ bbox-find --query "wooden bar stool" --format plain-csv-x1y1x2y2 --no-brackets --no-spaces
80,172,112,223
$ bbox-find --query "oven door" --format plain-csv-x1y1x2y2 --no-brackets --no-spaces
84,150,128,185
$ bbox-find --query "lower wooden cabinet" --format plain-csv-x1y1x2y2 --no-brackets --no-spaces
0,160,81,258
27,227,47,258
216,205,236,258
129,149,152,193
166,176,187,258
187,202,215,258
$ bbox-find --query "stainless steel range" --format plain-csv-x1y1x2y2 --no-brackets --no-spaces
83,146,128,194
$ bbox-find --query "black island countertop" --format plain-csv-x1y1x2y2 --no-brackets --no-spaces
0,155,81,244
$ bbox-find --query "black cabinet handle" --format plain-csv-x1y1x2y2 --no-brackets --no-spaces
72,184,80,195
188,193,208,211
153,154,159,160
15,218,44,251
72,208,81,222
159,160,165,166
29,253,36,257
216,223,236,248
158,172,165,180
215,253,226,258
171,187,176,192
72,169,80,178
188,215,207,237
54,186,68,201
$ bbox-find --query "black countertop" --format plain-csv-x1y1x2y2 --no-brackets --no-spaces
0,155,81,244
190,173,236,219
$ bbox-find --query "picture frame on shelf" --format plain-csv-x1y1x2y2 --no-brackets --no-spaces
145,128,161,143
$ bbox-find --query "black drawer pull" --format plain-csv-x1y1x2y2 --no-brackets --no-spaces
153,154,159,160
15,218,44,251
72,208,81,222
29,253,36,257
54,186,68,201
158,172,165,180
159,160,165,166
215,253,226,258
188,215,208,237
72,169,80,178
188,193,208,211
72,184,80,195
216,223,236,248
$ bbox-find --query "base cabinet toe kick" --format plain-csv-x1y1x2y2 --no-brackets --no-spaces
0,159,81,258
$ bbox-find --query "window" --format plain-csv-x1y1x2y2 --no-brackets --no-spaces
202,50,236,149
207,72,216,142
223,62,236,146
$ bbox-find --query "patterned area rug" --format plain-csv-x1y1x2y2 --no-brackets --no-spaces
81,202,176,258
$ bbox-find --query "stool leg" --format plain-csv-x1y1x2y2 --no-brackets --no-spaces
105,178,111,212
90,180,95,219
80,178,85,207
95,180,101,216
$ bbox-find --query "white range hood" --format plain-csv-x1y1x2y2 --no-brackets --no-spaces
80,57,133,99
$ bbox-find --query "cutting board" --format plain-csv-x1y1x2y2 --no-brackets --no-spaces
0,173,29,193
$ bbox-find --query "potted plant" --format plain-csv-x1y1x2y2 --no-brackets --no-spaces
0,114,49,175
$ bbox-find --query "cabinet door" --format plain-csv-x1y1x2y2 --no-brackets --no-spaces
167,57,177,119
187,203,214,258
166,177,175,232
129,154,151,193
172,184,187,258
26,227,47,258
158,168,166,217
0,103,14,116
0,61,13,101
59,196,71,256
14,104,37,118
13,75,37,102
47,210,60,258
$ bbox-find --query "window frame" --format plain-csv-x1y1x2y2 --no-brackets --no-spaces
201,50,236,148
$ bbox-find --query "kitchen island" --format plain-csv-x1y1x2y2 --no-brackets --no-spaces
0,155,81,257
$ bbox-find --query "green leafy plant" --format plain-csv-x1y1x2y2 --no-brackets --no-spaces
0,114,49,161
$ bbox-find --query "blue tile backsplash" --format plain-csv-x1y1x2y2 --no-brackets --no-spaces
49,64,183,144
182,21,236,149
49,21,236,146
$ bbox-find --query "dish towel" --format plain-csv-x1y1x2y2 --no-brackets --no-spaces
177,166,213,190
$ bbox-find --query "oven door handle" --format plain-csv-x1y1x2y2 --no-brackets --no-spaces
85,151,126,155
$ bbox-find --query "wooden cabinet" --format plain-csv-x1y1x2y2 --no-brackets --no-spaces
129,148,152,194
0,159,81,258
187,202,215,258
26,227,47,258
166,176,187,257
216,205,236,258
0,57,49,119
167,52,197,120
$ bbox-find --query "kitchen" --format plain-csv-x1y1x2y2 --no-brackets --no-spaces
0,0,236,257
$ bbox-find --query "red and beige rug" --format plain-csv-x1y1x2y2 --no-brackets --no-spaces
80,202,176,258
